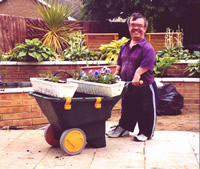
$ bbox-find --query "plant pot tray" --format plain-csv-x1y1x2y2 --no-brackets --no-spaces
30,78,78,98
67,78,125,97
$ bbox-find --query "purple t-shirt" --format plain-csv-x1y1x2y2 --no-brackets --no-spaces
117,38,155,85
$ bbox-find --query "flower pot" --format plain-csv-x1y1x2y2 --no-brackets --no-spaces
30,78,78,98
67,78,125,97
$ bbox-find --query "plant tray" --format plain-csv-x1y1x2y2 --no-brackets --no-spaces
67,78,125,97
30,78,78,98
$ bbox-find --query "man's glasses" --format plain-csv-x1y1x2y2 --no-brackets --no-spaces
130,23,144,28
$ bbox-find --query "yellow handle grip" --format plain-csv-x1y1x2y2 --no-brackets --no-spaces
139,80,143,85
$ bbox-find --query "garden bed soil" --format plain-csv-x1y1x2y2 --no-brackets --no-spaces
108,111,199,132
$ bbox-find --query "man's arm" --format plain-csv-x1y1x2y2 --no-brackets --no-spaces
113,65,121,76
132,67,148,86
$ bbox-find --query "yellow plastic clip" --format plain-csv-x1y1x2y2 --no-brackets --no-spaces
64,97,72,110
95,97,102,109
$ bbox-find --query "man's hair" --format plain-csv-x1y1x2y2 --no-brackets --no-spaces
127,12,148,28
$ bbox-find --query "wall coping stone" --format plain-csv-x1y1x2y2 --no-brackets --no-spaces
156,77,200,83
0,59,199,66
0,87,34,94
0,60,109,66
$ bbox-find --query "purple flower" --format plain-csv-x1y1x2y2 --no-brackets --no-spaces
101,66,107,72
105,68,111,74
93,70,99,79
89,70,93,75
115,75,121,81
80,71,85,76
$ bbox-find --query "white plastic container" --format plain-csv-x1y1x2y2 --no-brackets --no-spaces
67,78,125,97
30,78,78,98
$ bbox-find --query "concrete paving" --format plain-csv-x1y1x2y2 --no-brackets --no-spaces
0,122,199,169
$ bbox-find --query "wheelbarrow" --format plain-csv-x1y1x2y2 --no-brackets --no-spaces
29,76,130,156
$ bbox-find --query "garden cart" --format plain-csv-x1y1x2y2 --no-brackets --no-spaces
29,82,129,156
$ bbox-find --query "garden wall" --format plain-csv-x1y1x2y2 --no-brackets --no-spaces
0,78,199,129
0,61,108,82
0,61,189,82
0,62,199,129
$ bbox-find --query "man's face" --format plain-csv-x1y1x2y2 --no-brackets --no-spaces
128,17,147,41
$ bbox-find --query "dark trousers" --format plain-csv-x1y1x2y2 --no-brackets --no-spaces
119,82,158,138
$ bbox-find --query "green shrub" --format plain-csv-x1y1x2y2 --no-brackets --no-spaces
9,38,58,62
156,46,199,60
154,56,178,77
62,32,101,61
184,61,200,77
99,37,129,64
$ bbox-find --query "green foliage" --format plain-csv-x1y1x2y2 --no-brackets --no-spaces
9,38,58,62
61,32,101,61
31,0,80,53
184,61,200,77
156,46,199,60
39,73,61,83
73,66,120,84
154,56,178,77
0,52,2,61
99,37,129,64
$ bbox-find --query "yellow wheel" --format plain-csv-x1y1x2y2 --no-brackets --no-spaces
44,124,60,147
60,128,86,155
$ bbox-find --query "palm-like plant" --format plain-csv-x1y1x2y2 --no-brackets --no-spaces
31,0,80,52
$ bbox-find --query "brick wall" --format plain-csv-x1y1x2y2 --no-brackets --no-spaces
0,64,89,82
0,79,199,129
164,63,188,77
0,62,199,129
0,92,47,129
161,81,200,114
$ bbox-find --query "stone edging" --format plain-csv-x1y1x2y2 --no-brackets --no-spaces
155,77,200,82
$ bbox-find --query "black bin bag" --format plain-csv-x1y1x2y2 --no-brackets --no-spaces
157,83,184,115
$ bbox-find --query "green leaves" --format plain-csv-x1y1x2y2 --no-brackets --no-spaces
184,61,200,77
99,37,129,64
30,0,80,53
62,32,101,61
154,56,178,77
10,38,58,62
157,46,200,60
39,73,60,83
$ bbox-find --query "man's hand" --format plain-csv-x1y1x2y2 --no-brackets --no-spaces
113,65,121,76
132,74,141,86
132,67,147,86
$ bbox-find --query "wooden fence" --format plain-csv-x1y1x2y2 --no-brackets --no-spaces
146,32,182,52
0,14,182,54
85,33,119,51
0,14,116,53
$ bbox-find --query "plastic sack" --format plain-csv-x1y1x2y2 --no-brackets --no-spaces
157,83,184,115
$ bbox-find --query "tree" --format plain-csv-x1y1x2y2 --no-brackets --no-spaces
80,0,200,45
31,0,80,53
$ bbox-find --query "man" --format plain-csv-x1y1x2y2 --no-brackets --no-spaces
106,12,158,142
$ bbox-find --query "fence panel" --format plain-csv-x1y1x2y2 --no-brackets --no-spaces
0,14,26,53
85,33,119,51
146,32,182,52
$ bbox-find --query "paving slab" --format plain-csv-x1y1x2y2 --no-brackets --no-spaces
0,122,199,169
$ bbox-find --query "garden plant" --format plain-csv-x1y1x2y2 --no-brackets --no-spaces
73,66,121,84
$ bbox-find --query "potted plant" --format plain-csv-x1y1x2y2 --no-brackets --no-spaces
67,66,125,97
30,73,78,98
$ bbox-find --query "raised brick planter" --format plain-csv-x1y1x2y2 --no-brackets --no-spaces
0,61,199,129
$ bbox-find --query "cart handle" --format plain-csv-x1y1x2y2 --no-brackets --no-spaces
53,71,73,78
121,80,144,96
